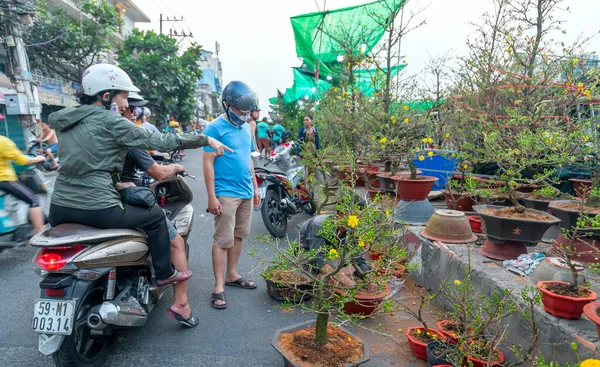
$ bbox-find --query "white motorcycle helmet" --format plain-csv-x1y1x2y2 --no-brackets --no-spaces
81,64,140,97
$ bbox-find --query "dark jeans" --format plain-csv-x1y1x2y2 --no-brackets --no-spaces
49,204,174,280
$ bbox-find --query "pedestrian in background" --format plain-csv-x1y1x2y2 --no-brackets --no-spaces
256,117,271,158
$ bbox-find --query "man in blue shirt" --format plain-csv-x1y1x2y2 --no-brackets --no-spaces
272,122,286,148
203,81,261,309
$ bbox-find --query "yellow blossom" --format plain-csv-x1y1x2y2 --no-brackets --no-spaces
428,151,434,157
327,249,339,259
358,241,365,248
348,215,359,228
385,209,390,216
463,164,468,170
585,135,590,142
581,359,600,367
577,82,585,89
380,137,387,144
391,116,397,124
404,117,409,123
403,105,409,111
454,280,462,286
351,129,356,134
422,138,428,143
416,329,422,334
418,155,425,161
445,133,450,138
584,89,592,98
347,337,352,341
427,138,433,143
337,95,342,100
371,136,375,141
573,58,580,66
398,328,402,332
451,153,456,157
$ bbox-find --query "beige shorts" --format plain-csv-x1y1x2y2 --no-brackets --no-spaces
213,196,253,248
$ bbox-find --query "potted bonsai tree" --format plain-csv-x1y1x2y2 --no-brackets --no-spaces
256,189,403,366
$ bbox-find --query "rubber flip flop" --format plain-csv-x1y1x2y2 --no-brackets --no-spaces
225,277,257,289
211,292,227,309
166,308,199,328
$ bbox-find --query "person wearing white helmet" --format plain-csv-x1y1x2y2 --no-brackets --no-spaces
141,107,159,133
48,63,232,291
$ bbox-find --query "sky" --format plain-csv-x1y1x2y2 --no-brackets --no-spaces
132,0,600,116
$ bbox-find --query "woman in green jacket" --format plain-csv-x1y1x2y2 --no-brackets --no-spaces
48,64,230,286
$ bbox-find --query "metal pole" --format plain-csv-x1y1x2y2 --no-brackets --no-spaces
160,14,163,35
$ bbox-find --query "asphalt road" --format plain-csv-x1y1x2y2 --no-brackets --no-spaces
0,149,401,367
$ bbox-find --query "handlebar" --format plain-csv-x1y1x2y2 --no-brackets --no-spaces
178,171,195,179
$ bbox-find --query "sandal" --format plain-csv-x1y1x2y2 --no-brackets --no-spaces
225,277,257,289
166,308,199,328
211,292,227,309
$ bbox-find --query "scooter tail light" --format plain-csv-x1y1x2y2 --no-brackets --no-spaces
255,175,264,185
34,245,87,272
45,289,65,297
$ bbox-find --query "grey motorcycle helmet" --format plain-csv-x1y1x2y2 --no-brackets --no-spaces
222,81,256,112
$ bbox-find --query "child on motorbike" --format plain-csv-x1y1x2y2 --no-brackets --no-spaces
0,136,46,233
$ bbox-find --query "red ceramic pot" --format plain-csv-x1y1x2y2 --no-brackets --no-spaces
366,189,384,200
569,178,592,198
363,169,382,189
537,281,597,319
336,285,391,316
369,250,382,260
463,348,504,367
583,302,600,339
396,176,439,201
405,327,444,360
467,216,482,233
436,320,461,344
442,190,476,211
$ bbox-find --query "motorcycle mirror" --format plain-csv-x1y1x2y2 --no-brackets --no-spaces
250,152,261,158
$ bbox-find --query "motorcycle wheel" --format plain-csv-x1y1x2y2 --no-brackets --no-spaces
53,288,112,367
261,188,288,238
303,201,317,215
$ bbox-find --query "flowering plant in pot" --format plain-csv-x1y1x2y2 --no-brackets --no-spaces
443,171,479,211
520,186,572,212
254,189,403,366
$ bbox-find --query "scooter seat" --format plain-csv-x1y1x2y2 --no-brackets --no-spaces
49,224,104,238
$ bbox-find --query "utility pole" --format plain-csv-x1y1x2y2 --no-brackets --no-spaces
159,14,185,36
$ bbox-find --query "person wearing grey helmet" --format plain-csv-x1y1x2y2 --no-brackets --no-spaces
203,81,261,309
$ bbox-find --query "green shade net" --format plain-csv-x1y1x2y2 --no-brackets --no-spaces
353,64,406,96
282,68,333,104
291,0,405,77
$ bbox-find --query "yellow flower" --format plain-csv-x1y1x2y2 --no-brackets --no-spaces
385,209,390,216
584,89,592,98
428,151,434,157
348,215,359,228
358,241,365,248
581,359,600,367
403,105,409,111
327,249,339,259
398,328,402,332
371,136,375,141
427,138,433,143
573,58,580,66
391,116,397,124
418,155,425,161
404,117,409,123
584,135,590,142
347,337,352,341
451,153,456,157
380,137,387,144
454,280,462,286
337,95,342,100
463,164,468,170
416,329,422,334
351,129,356,134
445,133,450,138
422,138,428,143
577,82,585,89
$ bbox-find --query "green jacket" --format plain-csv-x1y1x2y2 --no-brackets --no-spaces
49,105,209,210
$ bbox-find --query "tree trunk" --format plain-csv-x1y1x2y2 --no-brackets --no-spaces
314,311,329,345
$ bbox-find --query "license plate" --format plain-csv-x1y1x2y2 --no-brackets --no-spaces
32,300,76,335
259,186,267,199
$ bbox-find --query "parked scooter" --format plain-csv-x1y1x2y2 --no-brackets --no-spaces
29,171,195,367
0,162,49,252
253,141,316,237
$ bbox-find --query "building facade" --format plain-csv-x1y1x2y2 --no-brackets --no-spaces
195,49,223,122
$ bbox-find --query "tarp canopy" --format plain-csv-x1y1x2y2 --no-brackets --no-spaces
291,0,405,77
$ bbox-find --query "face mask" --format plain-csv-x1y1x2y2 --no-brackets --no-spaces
227,108,250,127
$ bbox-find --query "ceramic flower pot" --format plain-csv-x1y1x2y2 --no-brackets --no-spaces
463,348,504,367
335,285,391,316
421,210,478,243
467,215,482,234
569,178,592,198
436,320,465,345
537,281,597,319
395,199,436,225
548,200,600,235
405,327,445,360
426,341,456,367
442,190,477,211
473,205,561,261
395,176,438,201
271,320,371,367
530,257,586,285
583,302,600,339
521,196,552,212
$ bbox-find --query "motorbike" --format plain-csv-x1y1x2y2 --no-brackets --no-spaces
29,172,195,367
254,141,316,238
0,161,49,252
27,140,59,172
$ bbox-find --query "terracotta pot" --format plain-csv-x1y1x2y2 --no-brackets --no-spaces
442,190,477,211
405,327,445,360
467,215,482,234
376,264,406,280
569,178,592,198
363,170,381,189
436,320,463,345
336,285,391,316
271,320,371,367
421,210,477,243
537,281,597,319
463,347,504,367
583,302,600,339
396,176,439,201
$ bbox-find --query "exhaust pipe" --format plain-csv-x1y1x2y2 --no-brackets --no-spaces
87,311,107,330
